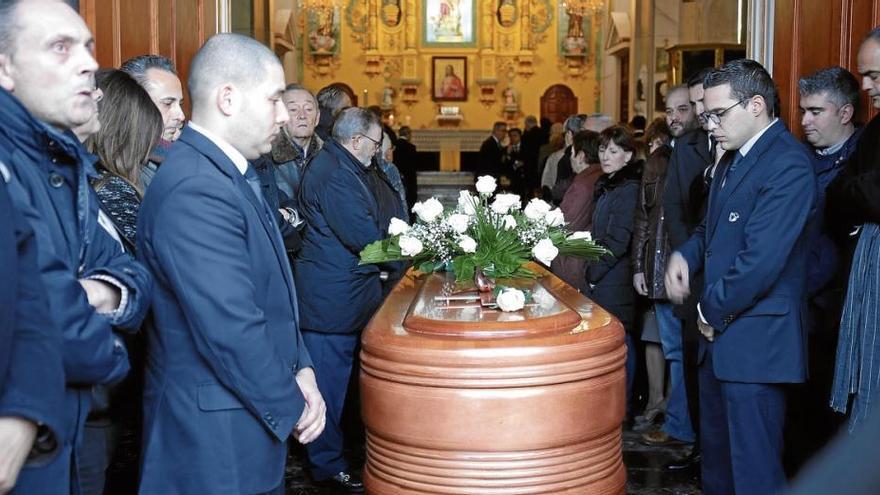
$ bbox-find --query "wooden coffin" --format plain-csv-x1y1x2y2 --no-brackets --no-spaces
360,265,627,494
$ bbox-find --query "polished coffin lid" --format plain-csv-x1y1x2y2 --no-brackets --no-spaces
362,263,622,370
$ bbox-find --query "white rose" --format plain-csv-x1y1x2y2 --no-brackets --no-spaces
445,213,470,234
458,235,477,253
490,193,521,214
524,198,553,220
496,288,526,312
544,208,565,227
475,175,497,195
502,215,517,230
398,235,423,256
567,231,592,242
532,238,559,265
412,197,444,222
388,217,410,236
458,190,477,215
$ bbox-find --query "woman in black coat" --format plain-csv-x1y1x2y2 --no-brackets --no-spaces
585,125,642,408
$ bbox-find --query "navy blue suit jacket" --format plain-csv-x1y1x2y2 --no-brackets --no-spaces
137,126,313,494
676,120,817,383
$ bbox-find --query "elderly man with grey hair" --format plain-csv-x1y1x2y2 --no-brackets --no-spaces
294,106,405,493
136,33,325,495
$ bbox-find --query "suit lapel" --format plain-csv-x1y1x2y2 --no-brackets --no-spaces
179,128,297,307
707,121,785,238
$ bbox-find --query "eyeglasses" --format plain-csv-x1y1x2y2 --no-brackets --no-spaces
702,97,750,126
357,133,382,150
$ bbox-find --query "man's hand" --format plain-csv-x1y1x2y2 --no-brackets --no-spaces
697,319,715,342
0,417,37,494
633,272,648,296
78,279,121,313
293,368,326,444
665,253,690,304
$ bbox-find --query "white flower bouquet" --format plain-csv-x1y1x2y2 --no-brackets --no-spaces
359,175,610,283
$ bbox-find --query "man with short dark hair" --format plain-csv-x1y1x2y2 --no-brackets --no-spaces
477,121,507,179
828,26,880,433
295,107,392,493
661,67,718,473
0,1,153,492
637,85,698,449
315,83,352,141
121,54,185,188
666,59,817,494
394,125,419,212
137,33,325,494
788,66,863,467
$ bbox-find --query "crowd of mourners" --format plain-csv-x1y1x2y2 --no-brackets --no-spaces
3,1,880,494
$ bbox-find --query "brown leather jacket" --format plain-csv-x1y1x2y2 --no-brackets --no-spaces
631,145,672,300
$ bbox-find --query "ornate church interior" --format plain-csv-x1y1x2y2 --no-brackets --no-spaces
8,0,880,495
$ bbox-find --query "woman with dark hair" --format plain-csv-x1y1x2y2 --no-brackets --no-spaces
552,130,602,290
587,125,643,415
86,69,163,251
81,69,162,495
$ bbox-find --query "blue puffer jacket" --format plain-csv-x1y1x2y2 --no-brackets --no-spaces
0,88,152,495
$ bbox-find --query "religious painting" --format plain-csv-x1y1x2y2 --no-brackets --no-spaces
422,0,477,47
656,47,670,73
432,56,468,101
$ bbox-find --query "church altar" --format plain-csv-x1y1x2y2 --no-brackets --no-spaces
360,264,627,494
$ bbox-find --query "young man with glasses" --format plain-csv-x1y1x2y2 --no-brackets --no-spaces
666,59,817,494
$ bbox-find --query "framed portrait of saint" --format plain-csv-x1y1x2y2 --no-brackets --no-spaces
422,0,477,47
432,57,467,101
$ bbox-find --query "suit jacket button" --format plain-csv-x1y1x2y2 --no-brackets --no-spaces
706,249,712,257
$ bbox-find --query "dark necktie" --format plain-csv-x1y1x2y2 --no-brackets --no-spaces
244,163,274,219
720,152,742,189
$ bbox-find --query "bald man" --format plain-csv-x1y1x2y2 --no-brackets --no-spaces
137,34,324,494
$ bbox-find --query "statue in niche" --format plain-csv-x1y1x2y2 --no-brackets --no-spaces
381,86,395,109
308,7,338,53
503,86,518,112
497,0,516,28
382,0,401,27
562,8,587,55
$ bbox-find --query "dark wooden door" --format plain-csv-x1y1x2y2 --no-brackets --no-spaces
540,85,578,124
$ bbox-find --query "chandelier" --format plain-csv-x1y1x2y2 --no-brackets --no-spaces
562,0,604,16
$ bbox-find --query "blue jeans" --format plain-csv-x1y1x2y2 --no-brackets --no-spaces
655,302,695,442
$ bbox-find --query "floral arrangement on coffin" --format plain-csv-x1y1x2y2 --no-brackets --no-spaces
359,175,610,296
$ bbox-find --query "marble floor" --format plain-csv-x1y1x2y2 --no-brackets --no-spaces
282,430,701,495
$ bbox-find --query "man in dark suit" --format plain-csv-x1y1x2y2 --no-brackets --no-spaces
137,34,325,495
666,59,817,494
393,125,419,213
660,67,717,472
520,115,545,196
0,173,65,494
477,121,507,178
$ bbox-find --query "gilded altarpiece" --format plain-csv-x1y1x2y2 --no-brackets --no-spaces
289,0,602,130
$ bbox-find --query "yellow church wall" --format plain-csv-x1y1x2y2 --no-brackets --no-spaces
278,1,604,131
